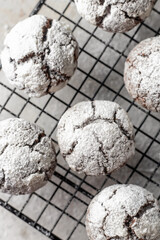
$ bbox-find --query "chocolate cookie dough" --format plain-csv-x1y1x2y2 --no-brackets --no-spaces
75,0,155,32
57,101,135,175
1,15,79,97
86,184,160,240
0,118,56,195
124,36,160,112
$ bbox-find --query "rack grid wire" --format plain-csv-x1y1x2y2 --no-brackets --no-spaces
0,0,160,239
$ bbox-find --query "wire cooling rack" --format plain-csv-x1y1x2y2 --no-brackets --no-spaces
0,0,160,239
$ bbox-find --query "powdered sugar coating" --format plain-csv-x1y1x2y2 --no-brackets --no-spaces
86,184,160,240
57,101,135,175
75,0,155,32
1,15,79,97
124,36,160,112
0,118,56,195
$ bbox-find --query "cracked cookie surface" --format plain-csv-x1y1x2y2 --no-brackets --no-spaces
86,184,160,240
1,15,79,97
75,0,155,32
57,101,135,175
124,36,160,112
0,118,56,195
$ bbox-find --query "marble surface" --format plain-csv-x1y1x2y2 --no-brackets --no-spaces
0,207,48,240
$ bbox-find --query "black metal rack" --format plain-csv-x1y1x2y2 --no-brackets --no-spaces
0,1,159,239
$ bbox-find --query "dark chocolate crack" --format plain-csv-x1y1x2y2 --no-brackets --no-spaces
62,141,86,173
138,53,150,58
124,201,155,240
19,132,47,155
41,63,51,81
40,18,73,91
97,200,122,240
42,19,53,42
101,213,110,239
73,109,133,141
9,57,17,80
40,19,53,88
113,108,133,140
17,52,36,64
91,101,96,117
74,118,113,130
107,237,121,240
0,143,9,155
124,214,138,239
93,132,108,174
26,132,46,150
42,19,52,42
0,169,5,187
98,201,109,239
121,10,142,23
133,201,155,219
63,141,78,157
95,5,111,26
108,185,128,201
32,132,45,145
109,189,117,199
99,0,105,5
114,110,133,141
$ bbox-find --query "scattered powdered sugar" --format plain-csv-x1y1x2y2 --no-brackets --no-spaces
75,0,155,32
57,101,135,175
124,36,160,112
0,118,56,195
1,15,79,97
86,184,160,240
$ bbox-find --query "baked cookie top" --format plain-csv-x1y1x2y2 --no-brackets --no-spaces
86,184,160,240
124,36,160,112
75,0,155,32
0,118,56,195
1,15,79,97
57,101,135,175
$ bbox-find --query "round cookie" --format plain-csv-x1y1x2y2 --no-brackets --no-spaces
124,36,160,112
57,101,135,175
0,118,56,195
86,184,160,240
75,0,155,32
1,15,79,97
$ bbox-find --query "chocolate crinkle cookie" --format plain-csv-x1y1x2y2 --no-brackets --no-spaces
0,118,56,195
86,184,160,240
57,101,135,175
75,0,155,32
124,36,160,112
1,15,79,97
